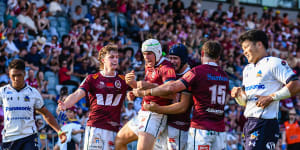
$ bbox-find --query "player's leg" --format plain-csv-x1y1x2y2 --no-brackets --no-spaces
187,128,212,150
115,123,138,150
167,126,188,150
136,111,167,150
211,132,226,150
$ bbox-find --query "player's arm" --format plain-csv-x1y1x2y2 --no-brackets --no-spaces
133,79,187,97
37,106,67,143
144,92,191,114
58,89,86,110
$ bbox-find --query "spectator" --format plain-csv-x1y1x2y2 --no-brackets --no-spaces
71,5,85,24
0,32,19,55
282,109,300,150
25,69,38,88
25,45,41,71
58,60,78,86
14,32,29,50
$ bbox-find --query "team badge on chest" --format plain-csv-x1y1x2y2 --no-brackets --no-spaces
115,80,121,89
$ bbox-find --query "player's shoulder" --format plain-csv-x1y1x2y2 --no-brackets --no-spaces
0,84,10,93
87,72,101,80
25,84,40,94
157,57,173,68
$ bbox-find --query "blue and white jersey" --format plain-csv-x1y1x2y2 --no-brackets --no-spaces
0,84,44,142
242,57,295,119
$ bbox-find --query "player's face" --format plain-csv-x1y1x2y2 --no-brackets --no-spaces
143,51,156,68
9,69,25,89
168,55,181,72
241,40,261,64
103,51,119,70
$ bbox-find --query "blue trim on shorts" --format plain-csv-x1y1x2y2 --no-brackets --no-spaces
155,115,164,137
194,128,196,150
144,113,152,132
179,130,181,149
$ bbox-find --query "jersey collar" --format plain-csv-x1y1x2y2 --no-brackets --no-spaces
203,62,218,66
100,71,117,77
9,83,27,92
177,65,191,76
155,57,167,67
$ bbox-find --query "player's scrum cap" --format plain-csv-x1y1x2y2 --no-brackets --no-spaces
142,39,162,62
169,43,188,65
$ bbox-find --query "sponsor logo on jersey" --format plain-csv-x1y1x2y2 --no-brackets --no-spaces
24,95,30,102
207,74,228,81
97,82,105,89
6,91,13,94
115,80,121,89
256,70,262,77
7,116,30,121
245,84,265,91
106,82,114,88
206,108,224,115
5,106,31,112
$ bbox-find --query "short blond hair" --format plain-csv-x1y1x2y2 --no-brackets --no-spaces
98,44,118,70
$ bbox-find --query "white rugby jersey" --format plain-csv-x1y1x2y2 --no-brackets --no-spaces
0,84,44,142
242,57,295,119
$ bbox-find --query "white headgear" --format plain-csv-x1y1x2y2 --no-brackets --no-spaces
142,39,162,62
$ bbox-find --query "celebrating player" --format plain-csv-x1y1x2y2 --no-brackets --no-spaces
58,44,129,150
145,43,192,150
133,41,229,150
0,59,67,149
231,29,300,150
115,39,176,150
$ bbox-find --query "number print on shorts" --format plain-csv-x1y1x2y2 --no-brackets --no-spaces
96,94,122,106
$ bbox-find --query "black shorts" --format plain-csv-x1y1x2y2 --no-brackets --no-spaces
2,134,39,150
243,117,279,150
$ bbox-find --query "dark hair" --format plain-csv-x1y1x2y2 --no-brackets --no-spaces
201,41,222,59
8,59,25,71
238,29,268,49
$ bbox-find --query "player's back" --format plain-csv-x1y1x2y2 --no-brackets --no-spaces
188,64,229,132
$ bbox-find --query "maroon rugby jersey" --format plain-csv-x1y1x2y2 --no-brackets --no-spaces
142,58,176,110
167,67,192,131
180,64,229,132
79,72,128,132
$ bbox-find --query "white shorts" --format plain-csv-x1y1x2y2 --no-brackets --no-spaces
128,110,167,138
187,127,226,150
83,126,117,150
154,125,188,150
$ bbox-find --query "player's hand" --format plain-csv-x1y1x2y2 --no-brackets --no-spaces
143,102,159,112
132,88,145,97
58,130,67,143
127,91,136,101
58,100,67,111
231,87,243,98
255,95,273,109
125,70,136,84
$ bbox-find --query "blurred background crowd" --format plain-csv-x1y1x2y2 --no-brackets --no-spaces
0,0,299,149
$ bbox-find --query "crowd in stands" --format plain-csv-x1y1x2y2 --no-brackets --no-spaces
0,0,300,149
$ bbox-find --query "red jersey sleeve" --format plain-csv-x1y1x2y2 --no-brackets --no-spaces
160,65,176,83
180,69,197,89
79,74,93,93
